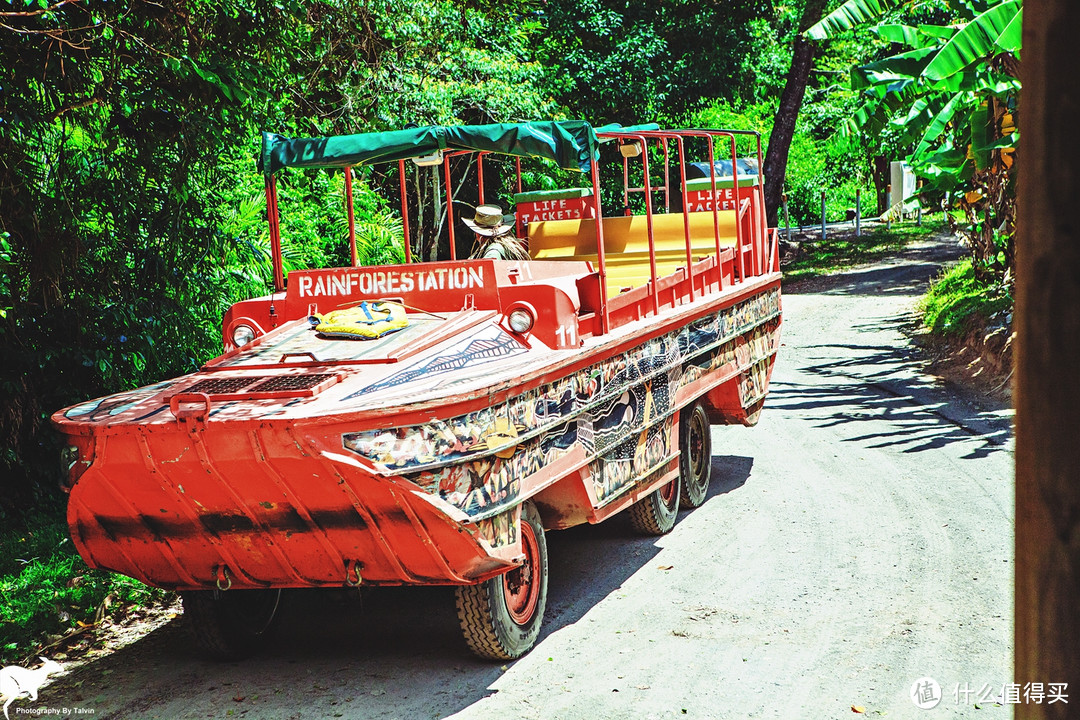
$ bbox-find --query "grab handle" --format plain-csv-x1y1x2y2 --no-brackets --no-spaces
279,352,318,364
169,393,211,424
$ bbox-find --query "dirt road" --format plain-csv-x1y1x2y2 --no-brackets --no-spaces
43,237,1014,719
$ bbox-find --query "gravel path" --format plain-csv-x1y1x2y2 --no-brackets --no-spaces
40,236,1014,719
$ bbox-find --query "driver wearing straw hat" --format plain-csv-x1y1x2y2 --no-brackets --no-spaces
463,204,514,238
463,204,529,261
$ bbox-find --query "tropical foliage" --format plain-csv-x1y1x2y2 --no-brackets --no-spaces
807,0,1021,283
539,0,770,124
0,0,1023,662
0,0,558,508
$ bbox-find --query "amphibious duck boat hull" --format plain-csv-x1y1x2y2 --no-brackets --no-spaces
56,260,780,591
53,120,781,659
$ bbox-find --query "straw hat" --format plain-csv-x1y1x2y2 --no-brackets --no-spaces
463,204,514,237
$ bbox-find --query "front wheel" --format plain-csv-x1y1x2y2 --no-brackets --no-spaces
678,401,713,509
181,588,281,660
456,501,548,660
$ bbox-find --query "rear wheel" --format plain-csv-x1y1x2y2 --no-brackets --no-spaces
181,588,281,660
456,501,548,660
628,475,680,535
678,401,713,509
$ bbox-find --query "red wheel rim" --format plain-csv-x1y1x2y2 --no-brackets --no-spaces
504,519,541,625
659,477,677,504
688,410,705,479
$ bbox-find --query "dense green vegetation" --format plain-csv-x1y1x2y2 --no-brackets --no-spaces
0,504,168,662
921,258,1013,336
0,0,1020,661
809,0,1020,338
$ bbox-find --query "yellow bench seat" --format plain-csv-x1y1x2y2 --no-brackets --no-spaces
528,210,739,293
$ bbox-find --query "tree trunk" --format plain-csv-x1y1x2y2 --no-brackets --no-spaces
1015,2,1080,717
763,0,828,227
872,155,890,214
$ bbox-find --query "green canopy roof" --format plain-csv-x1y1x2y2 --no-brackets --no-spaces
259,120,603,176
594,122,661,136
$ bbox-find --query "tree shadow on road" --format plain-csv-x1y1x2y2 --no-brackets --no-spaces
769,364,1010,460
770,308,1012,460
542,453,753,636
42,456,756,720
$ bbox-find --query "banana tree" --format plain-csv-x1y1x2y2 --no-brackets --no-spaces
807,0,1021,282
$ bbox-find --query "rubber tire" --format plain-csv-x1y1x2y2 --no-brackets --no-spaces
628,475,681,535
181,588,281,661
455,501,548,661
678,401,713,509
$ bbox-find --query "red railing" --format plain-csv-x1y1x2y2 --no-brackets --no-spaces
262,127,776,336
590,128,771,331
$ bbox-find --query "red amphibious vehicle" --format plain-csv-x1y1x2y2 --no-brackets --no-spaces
53,120,782,660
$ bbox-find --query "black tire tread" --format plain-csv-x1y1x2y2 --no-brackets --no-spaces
627,480,680,535
678,402,713,510
454,501,548,661
181,591,237,660
455,581,512,660
181,589,280,661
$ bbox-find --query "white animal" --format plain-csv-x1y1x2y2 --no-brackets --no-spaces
0,657,63,720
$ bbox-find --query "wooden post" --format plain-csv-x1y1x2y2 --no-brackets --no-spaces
820,190,827,240
855,188,862,237
916,180,923,227
783,193,791,243
1016,2,1080,717
886,183,892,230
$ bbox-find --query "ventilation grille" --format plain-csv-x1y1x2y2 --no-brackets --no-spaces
184,374,334,396
248,374,334,393
186,377,270,395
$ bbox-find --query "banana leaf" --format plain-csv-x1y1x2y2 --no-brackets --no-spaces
913,91,974,160
851,47,937,91
973,131,1019,155
875,24,934,49
914,142,973,191
849,88,918,137
805,0,904,40
892,96,947,146
968,102,994,171
923,2,1022,81
996,8,1023,54
919,24,961,40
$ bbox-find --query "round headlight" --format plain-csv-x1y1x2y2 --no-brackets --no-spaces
507,308,535,334
232,324,256,347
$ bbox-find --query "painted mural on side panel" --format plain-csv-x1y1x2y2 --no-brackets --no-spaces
342,287,781,521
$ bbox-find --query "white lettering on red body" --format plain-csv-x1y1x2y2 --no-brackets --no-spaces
521,208,585,223
688,188,742,212
518,197,593,224
296,268,486,299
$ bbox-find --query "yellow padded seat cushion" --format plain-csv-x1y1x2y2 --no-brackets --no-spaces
529,211,738,260
528,211,740,294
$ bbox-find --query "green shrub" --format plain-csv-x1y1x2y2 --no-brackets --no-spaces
689,99,874,227
783,218,948,283
0,511,168,665
921,259,1013,337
